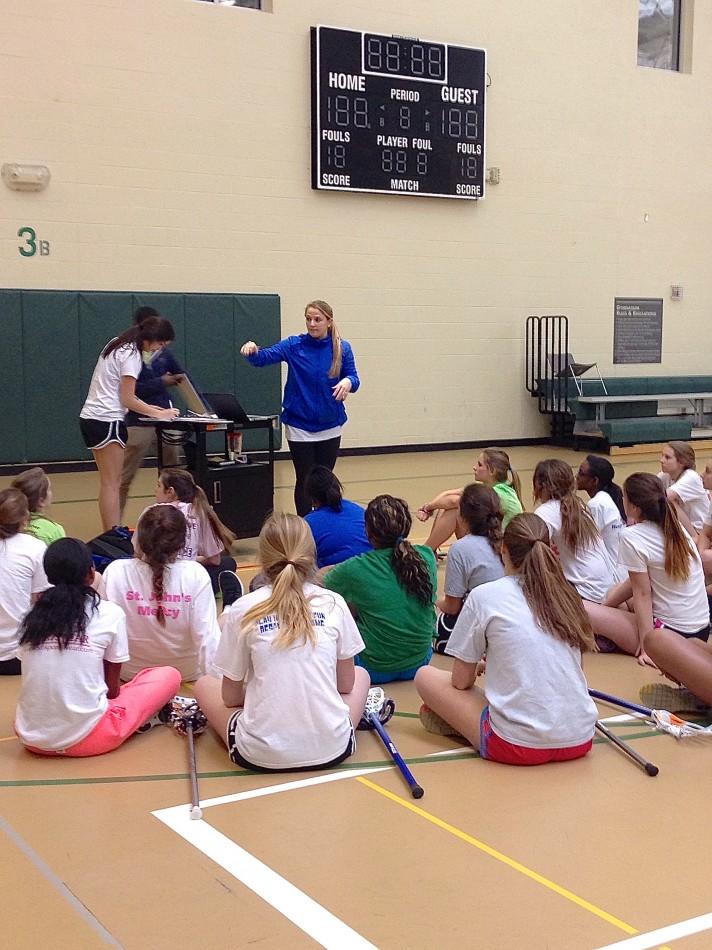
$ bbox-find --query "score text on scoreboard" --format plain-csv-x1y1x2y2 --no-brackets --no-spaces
311,26,486,200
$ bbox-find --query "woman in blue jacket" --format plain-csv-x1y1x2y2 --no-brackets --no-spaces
240,300,360,515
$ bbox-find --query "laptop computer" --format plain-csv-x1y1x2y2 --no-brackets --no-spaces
203,392,251,424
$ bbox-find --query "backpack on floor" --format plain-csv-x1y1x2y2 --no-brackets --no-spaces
88,526,134,573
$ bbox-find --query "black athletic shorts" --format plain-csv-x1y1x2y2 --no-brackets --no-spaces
226,711,356,773
79,418,128,450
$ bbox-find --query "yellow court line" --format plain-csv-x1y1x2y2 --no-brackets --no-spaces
0,736,18,743
357,776,638,938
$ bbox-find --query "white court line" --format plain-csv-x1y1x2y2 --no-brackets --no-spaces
595,911,712,949
153,767,386,950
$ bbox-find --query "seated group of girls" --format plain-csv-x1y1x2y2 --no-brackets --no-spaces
2,441,712,773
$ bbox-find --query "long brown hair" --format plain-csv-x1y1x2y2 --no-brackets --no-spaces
482,447,525,508
159,469,235,552
624,473,695,581
365,495,434,606
240,513,320,649
102,315,175,359
533,459,599,553
135,505,187,626
504,513,595,652
0,489,29,540
458,483,503,557
11,467,50,514
667,441,696,476
305,299,342,378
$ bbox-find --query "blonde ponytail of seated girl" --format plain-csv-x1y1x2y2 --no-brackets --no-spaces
240,513,320,649
503,513,596,653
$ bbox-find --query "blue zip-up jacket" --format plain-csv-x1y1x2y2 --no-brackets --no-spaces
125,347,184,426
246,333,360,432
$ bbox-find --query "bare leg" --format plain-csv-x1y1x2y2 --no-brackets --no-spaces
342,665,370,725
93,442,126,531
119,426,154,520
584,601,641,656
414,666,485,748
644,628,712,705
193,674,234,748
425,508,459,550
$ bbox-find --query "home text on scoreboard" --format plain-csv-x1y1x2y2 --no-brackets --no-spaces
311,26,487,200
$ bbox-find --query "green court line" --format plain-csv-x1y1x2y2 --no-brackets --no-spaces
0,731,664,789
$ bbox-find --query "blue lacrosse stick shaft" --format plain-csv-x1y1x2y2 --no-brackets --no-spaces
589,688,652,717
368,712,424,799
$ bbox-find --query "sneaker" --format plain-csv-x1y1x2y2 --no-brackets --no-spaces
357,686,396,730
169,695,208,735
136,701,173,734
434,612,458,655
639,683,710,714
419,703,465,738
218,570,244,607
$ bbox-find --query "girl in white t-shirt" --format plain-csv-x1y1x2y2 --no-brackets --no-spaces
152,469,237,592
415,513,598,765
0,489,50,675
576,455,626,581
80,317,180,532
104,504,221,682
584,473,709,666
533,459,615,603
194,512,374,772
657,441,708,534
15,538,180,756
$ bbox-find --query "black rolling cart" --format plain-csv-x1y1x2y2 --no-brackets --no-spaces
152,416,277,539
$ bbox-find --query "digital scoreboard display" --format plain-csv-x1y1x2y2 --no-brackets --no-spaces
311,26,486,200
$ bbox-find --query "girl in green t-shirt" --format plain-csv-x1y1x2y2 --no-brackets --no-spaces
325,495,437,684
417,447,525,552
11,467,66,547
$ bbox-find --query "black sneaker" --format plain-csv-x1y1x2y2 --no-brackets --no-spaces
136,702,173,734
219,570,244,607
434,612,458,655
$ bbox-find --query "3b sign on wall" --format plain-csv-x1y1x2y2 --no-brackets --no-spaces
17,226,50,257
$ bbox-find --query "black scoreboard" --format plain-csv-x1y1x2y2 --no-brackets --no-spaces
311,25,486,200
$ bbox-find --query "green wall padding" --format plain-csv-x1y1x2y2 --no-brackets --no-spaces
0,290,281,464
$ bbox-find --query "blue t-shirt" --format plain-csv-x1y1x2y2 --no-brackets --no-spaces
304,500,372,568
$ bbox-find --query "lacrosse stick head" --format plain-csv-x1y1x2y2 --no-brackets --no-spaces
651,709,712,739
169,697,208,736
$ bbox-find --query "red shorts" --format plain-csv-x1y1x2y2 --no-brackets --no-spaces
479,707,593,766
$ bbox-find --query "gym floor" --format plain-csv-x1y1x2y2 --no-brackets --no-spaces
1,446,711,950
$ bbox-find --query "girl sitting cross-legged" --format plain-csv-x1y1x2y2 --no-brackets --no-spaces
15,538,180,757
194,512,381,773
324,494,437,684
584,473,709,666
104,504,221,682
415,513,598,765
434,483,505,655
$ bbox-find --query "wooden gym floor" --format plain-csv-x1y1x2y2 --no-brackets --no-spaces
2,446,712,950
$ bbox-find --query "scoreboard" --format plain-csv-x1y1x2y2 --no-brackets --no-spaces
311,26,487,200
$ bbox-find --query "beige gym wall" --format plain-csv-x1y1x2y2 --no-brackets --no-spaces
1,0,709,448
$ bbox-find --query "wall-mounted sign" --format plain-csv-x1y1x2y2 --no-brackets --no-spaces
311,25,486,199
613,298,663,364
17,226,50,257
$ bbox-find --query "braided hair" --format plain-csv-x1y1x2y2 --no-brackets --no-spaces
365,495,434,606
135,505,187,626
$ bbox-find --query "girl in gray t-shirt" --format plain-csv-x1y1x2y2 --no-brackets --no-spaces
435,484,504,654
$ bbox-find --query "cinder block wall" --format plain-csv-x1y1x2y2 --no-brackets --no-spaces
1,0,710,448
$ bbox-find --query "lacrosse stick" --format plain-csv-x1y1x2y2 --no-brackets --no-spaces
368,713,424,799
169,698,208,819
595,721,659,776
589,688,712,739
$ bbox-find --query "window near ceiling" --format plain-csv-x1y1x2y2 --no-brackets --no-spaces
637,0,682,70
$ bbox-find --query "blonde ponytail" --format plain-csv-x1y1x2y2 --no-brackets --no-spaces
305,299,342,378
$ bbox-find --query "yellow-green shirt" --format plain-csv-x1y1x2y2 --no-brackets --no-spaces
493,482,523,529
27,514,66,546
